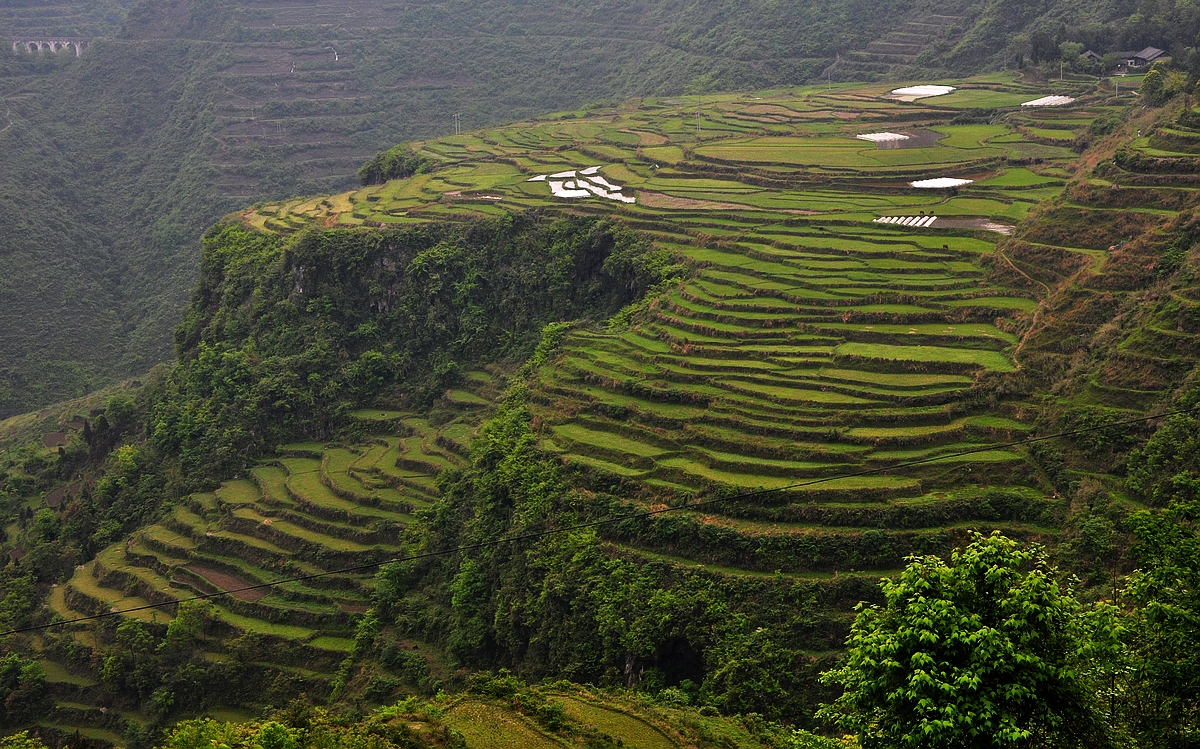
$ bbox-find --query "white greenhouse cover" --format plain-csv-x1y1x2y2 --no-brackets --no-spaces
1021,95,1076,107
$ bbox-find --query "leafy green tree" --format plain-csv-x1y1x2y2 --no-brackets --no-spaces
358,146,432,186
1127,411,1200,504
0,654,47,727
105,392,137,428
0,572,37,632
1141,68,1166,105
1059,41,1085,71
0,732,49,749
819,532,1105,748
1125,486,1200,742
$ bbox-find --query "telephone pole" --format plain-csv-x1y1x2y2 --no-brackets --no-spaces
453,113,461,135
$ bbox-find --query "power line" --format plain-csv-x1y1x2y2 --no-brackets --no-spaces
5,404,1199,638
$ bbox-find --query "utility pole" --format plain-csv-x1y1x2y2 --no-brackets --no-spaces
453,113,461,135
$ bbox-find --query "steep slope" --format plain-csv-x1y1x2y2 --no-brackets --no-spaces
0,0,135,39
25,74,1153,733
2,0,1120,418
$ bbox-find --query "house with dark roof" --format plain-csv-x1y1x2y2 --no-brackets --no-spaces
1116,46,1168,70
1082,50,1103,62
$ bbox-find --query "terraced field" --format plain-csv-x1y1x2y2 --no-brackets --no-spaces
236,75,1113,577
144,0,908,201
1022,86,1200,410
441,690,763,749
47,74,1165,724
47,374,500,708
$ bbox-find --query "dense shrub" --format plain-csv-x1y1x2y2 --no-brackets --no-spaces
153,214,680,479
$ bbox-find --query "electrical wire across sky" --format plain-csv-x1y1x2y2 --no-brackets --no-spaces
3,404,1197,638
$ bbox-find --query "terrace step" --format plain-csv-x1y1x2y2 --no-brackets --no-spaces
603,515,1049,574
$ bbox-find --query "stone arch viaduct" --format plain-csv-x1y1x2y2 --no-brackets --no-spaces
11,38,89,56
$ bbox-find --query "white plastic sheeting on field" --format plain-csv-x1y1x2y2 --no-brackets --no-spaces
856,132,911,143
909,177,973,188
1021,95,1076,107
528,167,636,203
890,85,956,99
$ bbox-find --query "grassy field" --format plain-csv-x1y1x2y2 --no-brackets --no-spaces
444,700,566,749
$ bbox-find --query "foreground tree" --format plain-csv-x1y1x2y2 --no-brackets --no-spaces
1125,487,1200,743
819,532,1105,748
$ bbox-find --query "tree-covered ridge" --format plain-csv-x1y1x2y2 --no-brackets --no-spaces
155,215,677,476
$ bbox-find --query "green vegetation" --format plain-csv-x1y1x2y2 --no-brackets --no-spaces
3,0,1075,418
160,704,463,749
8,0,1200,417
819,533,1105,747
144,674,815,749
8,16,1200,745
153,214,674,477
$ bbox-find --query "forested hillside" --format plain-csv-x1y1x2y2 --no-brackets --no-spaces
2,64,1199,746
0,0,135,39
5,0,1200,417
6,2,1200,746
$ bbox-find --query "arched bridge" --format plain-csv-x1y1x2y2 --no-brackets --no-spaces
11,38,89,56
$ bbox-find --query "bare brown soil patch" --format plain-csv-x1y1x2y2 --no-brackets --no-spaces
45,484,75,508
340,603,370,613
42,432,67,448
637,191,759,211
185,565,265,602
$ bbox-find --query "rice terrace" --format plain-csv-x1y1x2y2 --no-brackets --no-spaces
241,73,1090,566
9,44,1200,747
